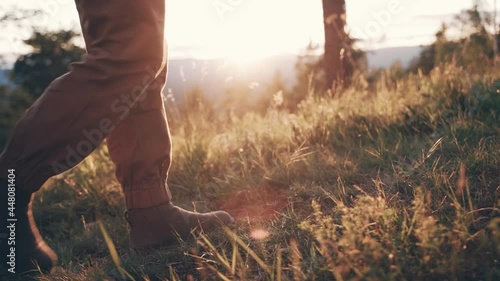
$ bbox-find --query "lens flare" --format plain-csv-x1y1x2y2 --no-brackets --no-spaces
250,229,270,240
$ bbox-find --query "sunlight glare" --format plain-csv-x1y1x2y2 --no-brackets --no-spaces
166,0,323,62
250,229,270,240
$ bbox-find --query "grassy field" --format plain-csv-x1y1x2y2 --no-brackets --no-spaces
24,62,500,280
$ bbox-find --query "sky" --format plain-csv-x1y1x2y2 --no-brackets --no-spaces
0,0,496,63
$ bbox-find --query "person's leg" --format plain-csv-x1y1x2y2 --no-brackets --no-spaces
107,67,233,249
107,66,172,210
1,0,232,275
0,0,167,275
0,0,167,193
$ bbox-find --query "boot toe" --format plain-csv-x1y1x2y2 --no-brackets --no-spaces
128,204,235,248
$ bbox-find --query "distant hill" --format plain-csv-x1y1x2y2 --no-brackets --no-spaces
165,46,426,102
165,54,297,103
0,45,427,102
366,46,427,69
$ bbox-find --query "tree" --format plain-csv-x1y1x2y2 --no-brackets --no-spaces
287,42,324,111
0,7,42,66
322,0,352,90
11,30,84,98
409,4,496,74
0,85,34,149
255,70,289,112
0,8,40,23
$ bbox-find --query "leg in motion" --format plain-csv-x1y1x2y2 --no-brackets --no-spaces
107,66,233,249
1,0,167,275
1,0,232,275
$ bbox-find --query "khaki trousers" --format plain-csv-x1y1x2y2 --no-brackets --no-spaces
0,0,172,209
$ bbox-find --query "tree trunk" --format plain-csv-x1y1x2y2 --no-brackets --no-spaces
322,0,349,90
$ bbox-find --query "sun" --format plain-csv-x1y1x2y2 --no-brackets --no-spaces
165,0,324,63
205,15,307,65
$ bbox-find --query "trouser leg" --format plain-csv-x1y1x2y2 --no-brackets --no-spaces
0,0,167,193
107,66,172,210
1,0,170,274
0,0,233,252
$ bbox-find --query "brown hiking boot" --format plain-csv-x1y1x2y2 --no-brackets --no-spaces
1,179,57,277
126,202,234,248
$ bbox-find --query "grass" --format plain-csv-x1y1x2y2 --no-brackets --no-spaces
23,62,500,280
